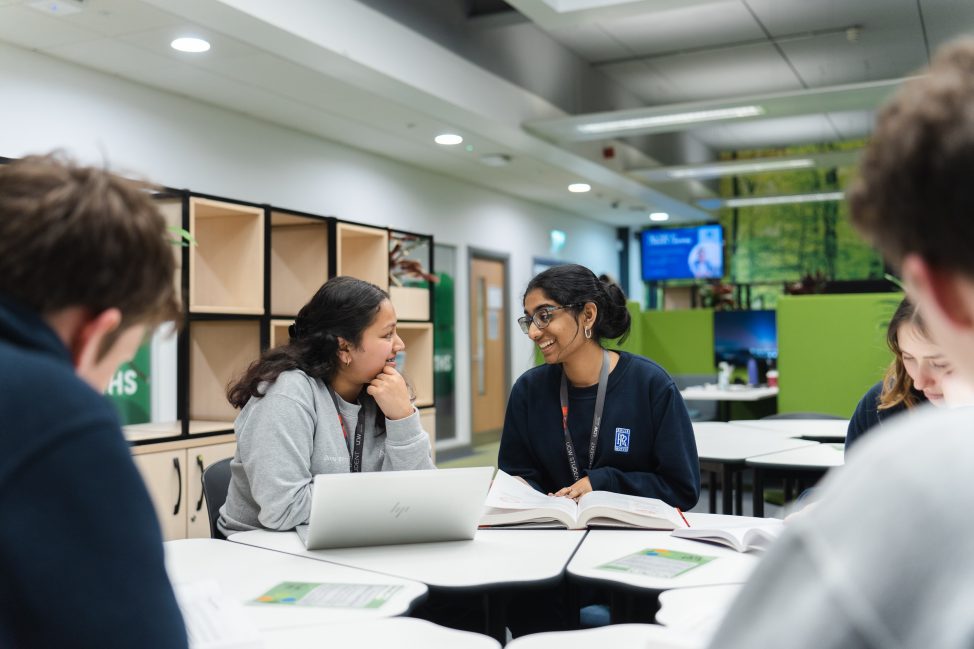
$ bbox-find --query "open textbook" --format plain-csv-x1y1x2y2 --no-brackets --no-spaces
671,519,785,552
480,470,688,530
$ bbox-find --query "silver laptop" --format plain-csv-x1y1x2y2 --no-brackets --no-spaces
300,466,494,550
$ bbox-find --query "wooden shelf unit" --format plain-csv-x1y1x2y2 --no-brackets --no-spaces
397,322,434,408
189,197,264,314
270,210,329,316
336,222,389,291
188,319,261,424
269,318,293,349
389,230,433,321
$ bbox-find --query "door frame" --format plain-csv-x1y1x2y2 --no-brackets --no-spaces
467,247,512,447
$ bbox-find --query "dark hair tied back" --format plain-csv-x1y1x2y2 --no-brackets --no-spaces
227,276,388,408
525,264,631,343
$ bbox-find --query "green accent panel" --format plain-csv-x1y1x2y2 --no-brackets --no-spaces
106,342,151,425
641,308,714,375
777,293,901,417
608,301,645,355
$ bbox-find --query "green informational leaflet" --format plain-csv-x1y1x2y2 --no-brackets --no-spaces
252,582,402,609
597,548,716,579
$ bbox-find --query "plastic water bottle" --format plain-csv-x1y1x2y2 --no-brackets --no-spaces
747,357,759,387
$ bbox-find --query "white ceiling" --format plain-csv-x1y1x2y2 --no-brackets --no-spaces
1,0,973,226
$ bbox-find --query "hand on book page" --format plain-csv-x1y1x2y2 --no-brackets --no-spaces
671,519,785,552
481,470,686,530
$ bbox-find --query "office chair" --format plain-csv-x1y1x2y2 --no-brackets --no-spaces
201,457,232,540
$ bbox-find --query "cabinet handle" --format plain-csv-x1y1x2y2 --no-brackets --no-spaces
172,457,182,516
195,454,205,512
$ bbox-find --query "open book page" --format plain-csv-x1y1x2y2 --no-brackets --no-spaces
173,579,264,649
480,470,579,527
576,490,687,529
671,519,785,552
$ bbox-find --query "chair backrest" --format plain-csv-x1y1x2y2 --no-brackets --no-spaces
201,457,233,540
762,412,845,420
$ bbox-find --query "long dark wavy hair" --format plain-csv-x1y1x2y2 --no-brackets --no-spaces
227,276,388,409
525,263,631,344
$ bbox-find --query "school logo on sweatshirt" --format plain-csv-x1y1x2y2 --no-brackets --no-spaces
614,428,631,453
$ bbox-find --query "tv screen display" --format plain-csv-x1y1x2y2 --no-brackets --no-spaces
713,310,778,367
641,224,724,281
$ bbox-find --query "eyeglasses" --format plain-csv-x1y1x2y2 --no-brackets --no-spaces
517,304,581,334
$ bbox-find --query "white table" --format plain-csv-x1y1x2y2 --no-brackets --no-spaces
567,529,760,592
506,623,705,649
746,443,845,516
261,617,501,648
656,584,741,640
230,528,585,642
681,385,779,421
730,418,849,441
693,426,818,514
164,539,428,630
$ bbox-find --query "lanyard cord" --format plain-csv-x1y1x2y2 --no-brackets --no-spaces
327,388,365,473
559,348,610,482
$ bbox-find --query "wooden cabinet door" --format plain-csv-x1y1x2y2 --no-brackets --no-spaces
133,449,187,541
185,442,237,539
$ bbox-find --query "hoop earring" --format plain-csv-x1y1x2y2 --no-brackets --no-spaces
584,326,592,339
344,357,351,367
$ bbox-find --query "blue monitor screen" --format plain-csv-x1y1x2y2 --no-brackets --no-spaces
713,310,778,367
641,225,724,281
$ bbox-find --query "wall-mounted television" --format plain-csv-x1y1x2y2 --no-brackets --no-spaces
713,310,778,367
640,224,724,282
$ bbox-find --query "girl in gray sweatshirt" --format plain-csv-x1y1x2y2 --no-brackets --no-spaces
218,276,435,536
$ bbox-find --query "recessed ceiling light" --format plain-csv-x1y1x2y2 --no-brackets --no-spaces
649,212,670,222
434,133,463,145
577,105,765,135
171,37,211,53
568,183,591,193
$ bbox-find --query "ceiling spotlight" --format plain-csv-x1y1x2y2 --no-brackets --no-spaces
479,153,511,167
649,212,670,222
170,37,211,53
434,133,463,145
568,183,591,193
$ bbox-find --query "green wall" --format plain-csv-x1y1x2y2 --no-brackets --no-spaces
777,293,900,417
640,308,714,374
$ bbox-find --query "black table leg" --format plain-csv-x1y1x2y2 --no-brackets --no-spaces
721,465,733,514
735,469,743,515
752,468,765,518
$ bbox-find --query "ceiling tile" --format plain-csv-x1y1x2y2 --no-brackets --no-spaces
919,0,974,50
545,23,631,61
779,29,928,87
601,42,803,105
0,5,100,49
595,1,764,60
746,0,919,37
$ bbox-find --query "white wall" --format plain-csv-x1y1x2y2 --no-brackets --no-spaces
0,42,619,447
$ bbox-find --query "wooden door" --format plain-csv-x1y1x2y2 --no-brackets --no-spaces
469,256,507,444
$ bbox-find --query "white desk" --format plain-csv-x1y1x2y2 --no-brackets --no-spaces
566,529,760,593
694,426,817,514
506,622,706,649
746,443,845,516
681,385,779,402
229,528,585,589
261,617,501,648
656,584,741,640
164,539,428,630
681,385,778,422
730,418,849,441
